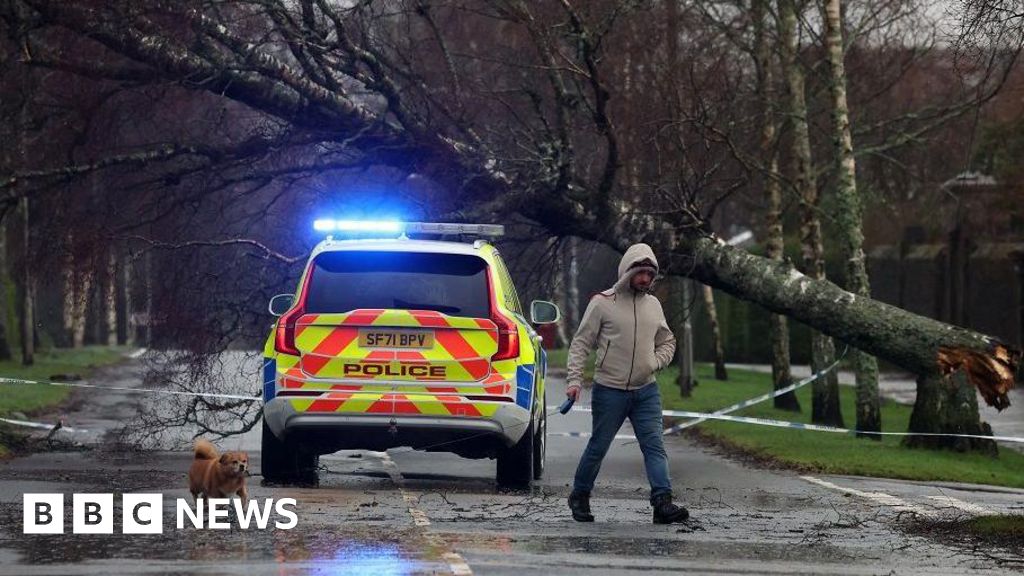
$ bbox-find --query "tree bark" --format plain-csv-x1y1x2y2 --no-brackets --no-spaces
19,197,33,366
105,250,118,346
558,236,580,347
701,284,728,380
551,237,570,348
906,370,997,454
0,225,12,361
782,0,827,415
120,248,134,346
755,0,799,411
822,0,881,437
674,276,695,396
565,237,580,331
62,236,75,347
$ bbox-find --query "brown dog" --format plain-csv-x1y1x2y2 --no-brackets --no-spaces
188,439,249,501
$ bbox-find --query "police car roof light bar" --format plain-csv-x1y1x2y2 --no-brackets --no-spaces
313,220,504,238
406,222,504,237
313,219,403,233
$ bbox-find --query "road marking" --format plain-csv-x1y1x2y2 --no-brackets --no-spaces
377,452,473,575
801,476,931,516
442,552,473,575
925,495,994,515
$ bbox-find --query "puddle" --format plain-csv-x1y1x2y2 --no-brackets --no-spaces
0,502,441,574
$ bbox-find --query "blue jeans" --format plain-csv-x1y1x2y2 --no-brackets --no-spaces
573,382,672,503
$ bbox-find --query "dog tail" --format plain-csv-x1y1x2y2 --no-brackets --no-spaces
193,439,218,461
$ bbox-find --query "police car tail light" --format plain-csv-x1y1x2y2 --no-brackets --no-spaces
491,311,520,361
274,304,304,356
275,275,313,356
487,267,519,361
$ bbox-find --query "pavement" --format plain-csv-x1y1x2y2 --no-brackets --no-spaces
0,351,1021,574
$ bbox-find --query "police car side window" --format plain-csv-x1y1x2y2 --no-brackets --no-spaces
494,255,523,314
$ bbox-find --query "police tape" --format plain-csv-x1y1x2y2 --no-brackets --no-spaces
560,407,1024,443
0,376,261,402
0,416,85,434
661,347,848,436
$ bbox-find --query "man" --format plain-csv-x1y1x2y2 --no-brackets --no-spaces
565,243,689,524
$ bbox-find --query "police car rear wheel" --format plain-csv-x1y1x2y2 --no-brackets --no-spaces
496,417,534,488
261,421,319,486
533,401,546,480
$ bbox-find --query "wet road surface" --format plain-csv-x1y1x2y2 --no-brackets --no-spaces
1,353,1022,575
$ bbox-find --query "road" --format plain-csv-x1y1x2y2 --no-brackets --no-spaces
0,352,1022,575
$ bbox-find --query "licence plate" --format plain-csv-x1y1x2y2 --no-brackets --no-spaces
359,330,434,349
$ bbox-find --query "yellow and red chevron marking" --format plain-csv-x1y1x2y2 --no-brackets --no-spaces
291,309,498,382
276,369,515,396
284,392,502,418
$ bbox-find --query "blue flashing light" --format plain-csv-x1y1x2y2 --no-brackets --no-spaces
314,219,404,234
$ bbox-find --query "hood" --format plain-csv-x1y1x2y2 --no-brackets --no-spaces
611,243,660,293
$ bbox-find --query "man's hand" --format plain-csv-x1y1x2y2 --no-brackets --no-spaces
566,384,581,401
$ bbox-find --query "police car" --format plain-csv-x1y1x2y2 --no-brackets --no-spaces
261,221,558,487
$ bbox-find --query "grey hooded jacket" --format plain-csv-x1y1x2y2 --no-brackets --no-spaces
566,243,677,391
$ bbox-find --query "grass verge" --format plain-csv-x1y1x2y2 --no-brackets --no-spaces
655,363,1024,488
967,515,1024,538
0,346,129,456
910,514,1024,559
545,348,1024,489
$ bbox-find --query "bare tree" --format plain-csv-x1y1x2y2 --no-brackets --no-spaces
822,0,878,433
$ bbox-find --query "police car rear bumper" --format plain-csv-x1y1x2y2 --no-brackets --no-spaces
263,397,531,448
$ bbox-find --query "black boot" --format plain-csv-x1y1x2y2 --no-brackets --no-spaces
568,490,594,522
651,493,689,524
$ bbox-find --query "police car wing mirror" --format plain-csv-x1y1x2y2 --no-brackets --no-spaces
268,294,295,317
530,300,560,324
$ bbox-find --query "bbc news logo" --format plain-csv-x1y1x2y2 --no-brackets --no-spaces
23,494,298,534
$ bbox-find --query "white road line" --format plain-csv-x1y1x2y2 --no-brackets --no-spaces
377,452,473,575
403,491,432,527
443,552,473,576
801,476,932,516
925,495,994,515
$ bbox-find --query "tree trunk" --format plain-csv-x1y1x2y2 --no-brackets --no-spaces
565,236,579,331
120,248,134,346
144,250,153,347
674,276,695,396
755,0,799,411
105,250,118,346
822,0,881,437
0,225,13,362
558,236,580,348
70,269,93,349
551,237,570,348
701,284,727,380
906,370,997,454
62,236,75,347
777,0,856,418
19,197,33,366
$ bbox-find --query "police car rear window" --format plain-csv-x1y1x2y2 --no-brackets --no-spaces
305,251,491,318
